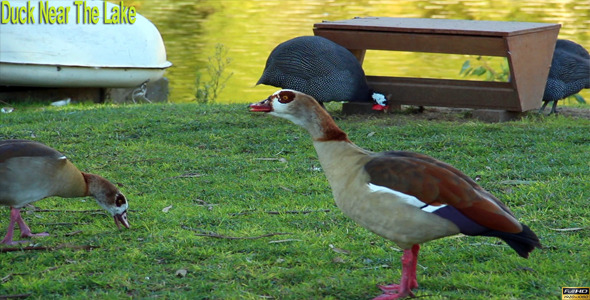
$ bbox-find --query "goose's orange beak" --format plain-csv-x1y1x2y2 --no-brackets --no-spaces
249,98,272,112
114,211,129,229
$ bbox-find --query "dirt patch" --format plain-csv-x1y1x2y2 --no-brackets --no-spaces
395,106,590,122
550,106,590,119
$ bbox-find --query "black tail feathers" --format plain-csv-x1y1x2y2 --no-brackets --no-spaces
484,224,542,258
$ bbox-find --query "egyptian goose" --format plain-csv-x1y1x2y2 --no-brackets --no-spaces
257,36,388,109
250,90,541,299
0,140,129,245
540,39,589,115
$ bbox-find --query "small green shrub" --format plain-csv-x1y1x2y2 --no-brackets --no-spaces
459,56,510,82
194,44,233,104
460,56,586,104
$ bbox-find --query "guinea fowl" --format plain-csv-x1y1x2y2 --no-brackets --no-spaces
250,90,541,299
0,140,129,245
540,39,590,115
257,36,388,109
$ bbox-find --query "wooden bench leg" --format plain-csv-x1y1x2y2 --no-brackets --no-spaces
505,29,559,111
348,49,366,64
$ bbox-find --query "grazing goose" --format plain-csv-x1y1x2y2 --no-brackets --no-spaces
540,39,590,115
257,36,388,109
250,90,541,299
0,140,129,245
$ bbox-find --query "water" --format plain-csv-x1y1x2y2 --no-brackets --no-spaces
134,0,590,104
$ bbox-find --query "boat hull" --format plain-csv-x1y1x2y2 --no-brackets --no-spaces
0,62,167,88
0,1,171,88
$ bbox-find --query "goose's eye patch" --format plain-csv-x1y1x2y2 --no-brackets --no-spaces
278,91,295,103
116,194,127,207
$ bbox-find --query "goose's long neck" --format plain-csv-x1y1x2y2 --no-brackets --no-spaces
301,107,372,189
293,103,348,142
53,161,89,198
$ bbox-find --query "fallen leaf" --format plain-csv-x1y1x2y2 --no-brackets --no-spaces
195,231,291,240
332,257,346,263
549,227,585,232
42,266,59,273
194,199,217,211
65,230,83,236
0,244,98,253
175,268,188,278
447,233,468,239
279,186,293,192
51,98,71,106
194,199,217,206
389,246,404,252
1,107,14,113
367,131,376,137
162,205,173,213
0,293,30,298
178,173,203,178
166,173,204,180
329,244,351,255
268,239,302,244
499,180,535,185
255,157,287,163
1,274,13,283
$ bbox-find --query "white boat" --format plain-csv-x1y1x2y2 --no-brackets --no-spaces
0,0,172,88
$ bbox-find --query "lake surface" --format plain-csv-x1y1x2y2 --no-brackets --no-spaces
134,0,590,104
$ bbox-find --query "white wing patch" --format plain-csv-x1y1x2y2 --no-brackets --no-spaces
368,183,446,213
422,204,446,212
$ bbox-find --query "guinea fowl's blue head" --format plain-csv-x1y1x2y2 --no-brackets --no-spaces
371,93,388,110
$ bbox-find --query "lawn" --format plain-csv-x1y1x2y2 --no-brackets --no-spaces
1,102,588,299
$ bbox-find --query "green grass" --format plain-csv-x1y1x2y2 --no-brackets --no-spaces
1,102,589,299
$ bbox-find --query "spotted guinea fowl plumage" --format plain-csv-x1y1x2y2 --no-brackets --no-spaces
540,39,590,114
257,36,386,107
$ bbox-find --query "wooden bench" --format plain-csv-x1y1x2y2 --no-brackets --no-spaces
313,17,561,113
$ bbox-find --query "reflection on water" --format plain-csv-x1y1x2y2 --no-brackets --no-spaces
133,0,590,104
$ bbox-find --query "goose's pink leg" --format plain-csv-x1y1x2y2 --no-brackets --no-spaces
1,208,19,244
2,208,48,245
373,244,420,299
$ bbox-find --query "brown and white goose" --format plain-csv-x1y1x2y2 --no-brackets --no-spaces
0,140,129,245
250,90,541,299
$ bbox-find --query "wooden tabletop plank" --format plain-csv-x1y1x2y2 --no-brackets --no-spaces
314,17,560,37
